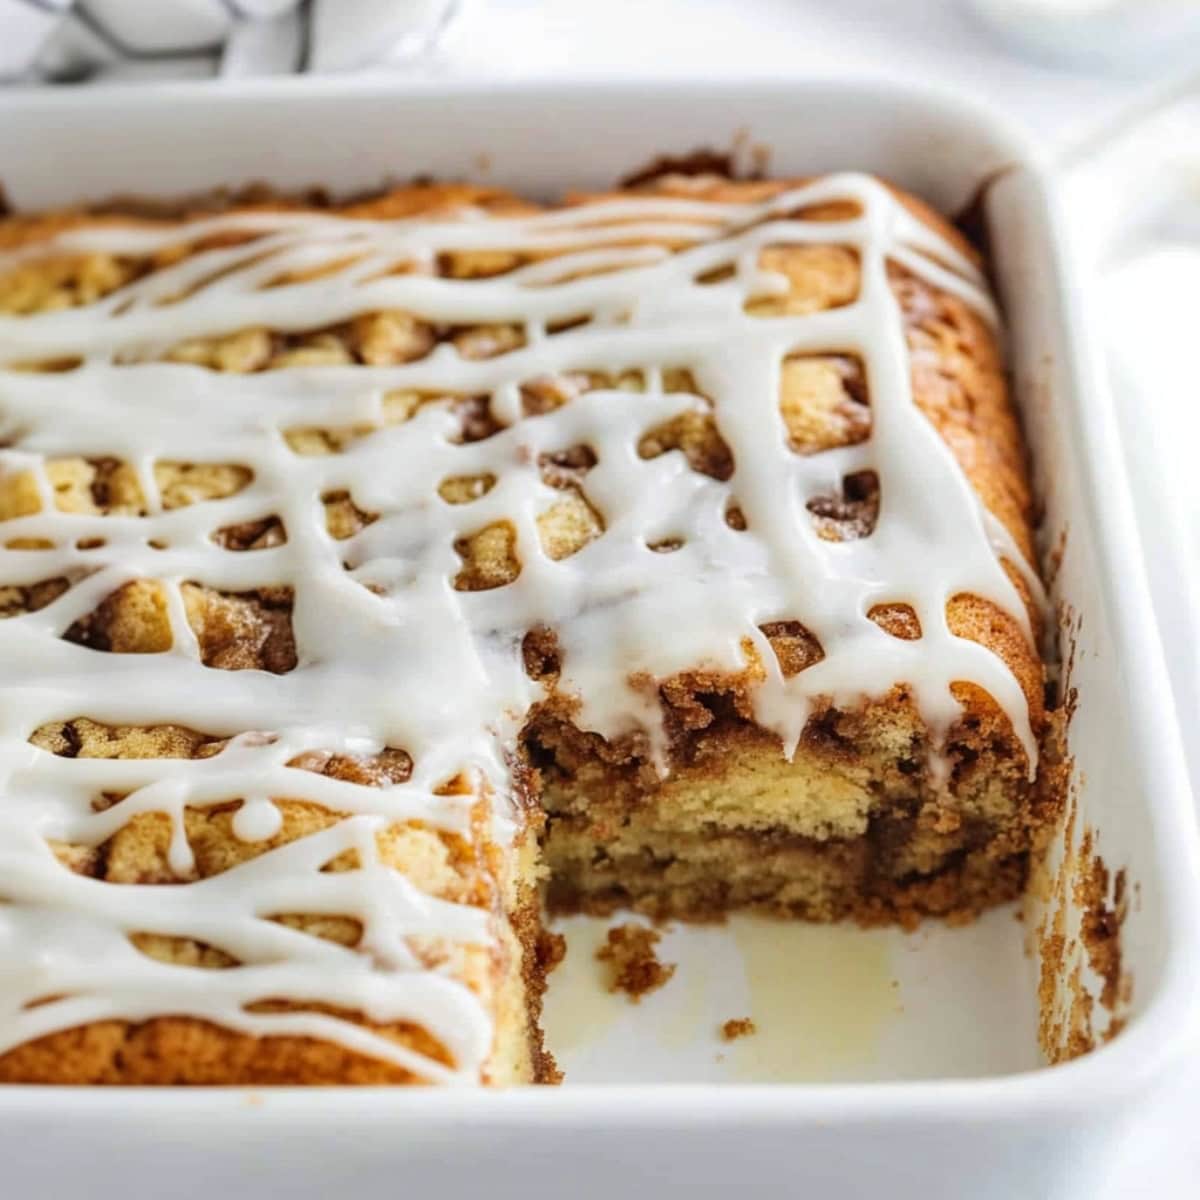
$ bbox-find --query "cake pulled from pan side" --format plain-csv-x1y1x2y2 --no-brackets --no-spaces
0,171,1056,1083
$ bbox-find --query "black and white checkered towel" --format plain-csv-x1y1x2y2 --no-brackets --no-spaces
0,0,459,82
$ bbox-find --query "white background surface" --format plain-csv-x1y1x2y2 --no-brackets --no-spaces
432,2,1199,1195
447,0,1146,141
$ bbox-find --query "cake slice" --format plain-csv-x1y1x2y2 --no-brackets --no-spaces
1,716,549,1084
525,177,1053,925
0,170,1057,1083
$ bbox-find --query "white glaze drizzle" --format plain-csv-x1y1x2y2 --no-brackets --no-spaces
0,174,1038,1082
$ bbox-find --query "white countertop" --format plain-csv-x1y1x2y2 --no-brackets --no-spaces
446,0,1144,139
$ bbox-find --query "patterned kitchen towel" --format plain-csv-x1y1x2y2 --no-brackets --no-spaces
0,0,459,83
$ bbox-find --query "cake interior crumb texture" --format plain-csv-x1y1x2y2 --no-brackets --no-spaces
596,924,677,1003
721,1017,757,1042
0,169,1063,1085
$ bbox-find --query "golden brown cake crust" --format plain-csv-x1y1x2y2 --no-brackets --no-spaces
0,1015,448,1086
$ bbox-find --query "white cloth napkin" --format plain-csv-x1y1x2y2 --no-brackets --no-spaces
0,0,458,82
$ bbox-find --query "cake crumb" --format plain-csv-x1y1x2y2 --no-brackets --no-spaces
720,1017,756,1042
596,924,676,1002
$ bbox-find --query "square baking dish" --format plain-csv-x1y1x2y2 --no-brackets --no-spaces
0,77,1196,1200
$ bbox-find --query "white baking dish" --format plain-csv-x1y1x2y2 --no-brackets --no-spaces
0,77,1196,1200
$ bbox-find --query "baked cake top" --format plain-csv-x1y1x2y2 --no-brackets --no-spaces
0,173,1042,1080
